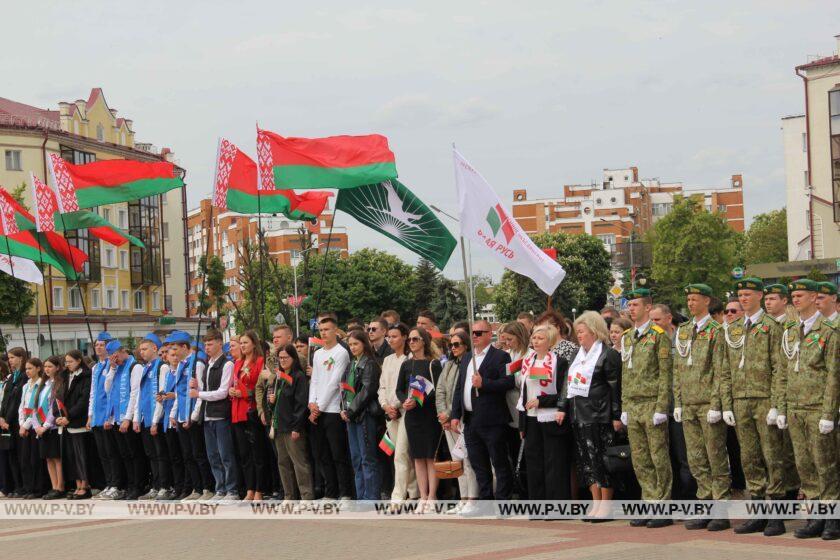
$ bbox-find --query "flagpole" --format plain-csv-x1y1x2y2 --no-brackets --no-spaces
312,208,336,322
37,251,56,356
3,237,29,356
255,188,268,338
195,203,214,344
55,217,95,353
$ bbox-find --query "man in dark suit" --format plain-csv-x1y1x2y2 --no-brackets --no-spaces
451,320,513,500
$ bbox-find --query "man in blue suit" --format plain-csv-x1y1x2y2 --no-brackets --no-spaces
450,320,514,500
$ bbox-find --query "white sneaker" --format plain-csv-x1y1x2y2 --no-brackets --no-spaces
209,492,225,502
92,487,111,500
446,502,465,515
222,492,240,504
138,488,158,500
181,491,201,502
98,488,117,501
199,490,215,501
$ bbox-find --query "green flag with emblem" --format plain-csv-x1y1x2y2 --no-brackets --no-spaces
335,179,456,270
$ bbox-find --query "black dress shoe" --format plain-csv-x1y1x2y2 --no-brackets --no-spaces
629,518,648,527
685,518,710,530
795,519,825,539
42,490,63,500
707,519,730,531
734,518,767,534
589,518,610,523
821,519,840,540
647,519,673,528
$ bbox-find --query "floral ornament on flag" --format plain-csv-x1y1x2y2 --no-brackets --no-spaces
48,154,79,213
256,128,275,191
31,173,57,232
213,138,238,207
0,190,18,235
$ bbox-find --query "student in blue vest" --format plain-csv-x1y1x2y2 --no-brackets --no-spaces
0,347,28,497
18,357,47,498
133,333,174,500
169,333,205,501
153,336,185,499
88,333,125,499
103,340,146,500
185,341,215,500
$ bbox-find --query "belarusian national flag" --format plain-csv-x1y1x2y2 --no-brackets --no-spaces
213,138,331,220
30,173,56,232
335,179,456,270
506,358,523,376
257,128,397,190
309,337,325,349
340,381,356,395
378,433,396,456
48,154,184,211
278,369,294,385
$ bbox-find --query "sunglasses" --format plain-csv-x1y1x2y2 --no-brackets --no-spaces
451,342,463,348
724,309,739,315
472,330,489,337
408,337,423,343
366,327,378,332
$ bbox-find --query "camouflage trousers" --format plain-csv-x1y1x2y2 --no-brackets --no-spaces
787,408,839,500
625,399,672,501
732,397,785,498
782,429,800,493
682,404,730,500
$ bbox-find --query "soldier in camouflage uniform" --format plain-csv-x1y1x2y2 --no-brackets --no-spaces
816,282,838,327
673,283,731,531
777,279,840,540
719,278,787,536
763,283,801,499
619,288,673,529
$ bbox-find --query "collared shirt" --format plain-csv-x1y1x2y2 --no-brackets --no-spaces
463,346,489,412
745,309,764,329
635,320,651,338
693,314,711,332
775,314,786,323
198,354,234,421
828,311,838,324
801,311,821,335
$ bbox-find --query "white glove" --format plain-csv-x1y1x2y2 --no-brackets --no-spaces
722,411,736,426
776,415,787,430
620,412,628,426
653,413,668,426
707,410,722,424
766,408,778,426
819,419,835,435
673,407,682,423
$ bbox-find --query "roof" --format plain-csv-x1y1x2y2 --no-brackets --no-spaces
0,96,60,128
796,54,840,71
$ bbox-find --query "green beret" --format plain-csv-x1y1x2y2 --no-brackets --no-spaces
764,283,788,296
817,281,838,296
734,277,764,292
789,279,819,293
625,288,651,300
684,283,713,297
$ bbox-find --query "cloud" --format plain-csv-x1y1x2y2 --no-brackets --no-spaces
375,94,500,128
233,31,331,53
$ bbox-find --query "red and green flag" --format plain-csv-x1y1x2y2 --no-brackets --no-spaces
48,153,184,211
410,387,426,406
309,337,325,349
340,381,356,395
213,138,331,220
506,358,523,376
378,433,396,456
257,128,397,190
278,369,294,386
528,366,551,381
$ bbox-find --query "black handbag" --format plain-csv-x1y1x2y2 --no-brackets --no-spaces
603,444,632,474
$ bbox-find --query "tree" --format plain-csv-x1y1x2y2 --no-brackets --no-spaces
197,254,228,320
806,268,828,282
430,277,467,329
411,258,439,319
649,197,741,308
493,232,612,321
0,182,36,333
742,209,787,265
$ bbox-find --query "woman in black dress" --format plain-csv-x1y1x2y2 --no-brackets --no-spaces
37,356,65,499
396,327,442,504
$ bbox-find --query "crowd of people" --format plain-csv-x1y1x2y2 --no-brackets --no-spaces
0,277,838,540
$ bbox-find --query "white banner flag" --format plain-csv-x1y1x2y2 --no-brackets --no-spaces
453,149,565,295
0,254,43,285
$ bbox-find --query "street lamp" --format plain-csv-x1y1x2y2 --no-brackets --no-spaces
600,218,636,290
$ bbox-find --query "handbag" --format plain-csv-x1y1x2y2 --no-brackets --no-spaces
433,431,463,479
603,444,632,474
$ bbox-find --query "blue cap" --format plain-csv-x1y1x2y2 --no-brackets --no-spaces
143,333,162,348
96,331,112,343
164,330,191,345
223,342,230,354
105,339,123,356
197,350,208,362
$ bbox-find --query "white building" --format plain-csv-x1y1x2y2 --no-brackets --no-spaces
782,115,811,260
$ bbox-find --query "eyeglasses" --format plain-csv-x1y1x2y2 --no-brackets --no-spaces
278,355,292,361
451,342,463,348
724,309,740,315
366,327,378,332
472,330,489,337
408,337,423,343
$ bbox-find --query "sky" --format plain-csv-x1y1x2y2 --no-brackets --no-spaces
4,1,840,282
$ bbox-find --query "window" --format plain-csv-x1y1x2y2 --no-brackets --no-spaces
91,288,101,309
128,196,162,286
163,258,171,277
96,124,104,141
103,208,111,223
597,234,616,253
4,150,22,171
152,291,160,311
118,209,128,229
164,295,173,313
119,250,128,270
52,287,64,310
120,290,129,310
104,247,115,268
68,287,83,310
162,222,169,241
829,89,840,221
133,290,145,311
105,288,116,309
718,204,727,213
652,203,672,216
60,146,95,165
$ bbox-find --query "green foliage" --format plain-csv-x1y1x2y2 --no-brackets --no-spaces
197,254,228,317
430,276,467,329
649,197,741,307
742,209,787,265
0,275,35,326
412,259,439,318
492,232,612,321
806,268,828,282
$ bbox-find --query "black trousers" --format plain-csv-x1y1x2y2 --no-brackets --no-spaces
189,422,214,492
464,419,513,500
114,428,146,492
264,425,281,495
141,427,168,490
149,426,172,490
668,418,697,499
307,421,324,497
6,429,22,493
726,425,746,491
19,431,45,495
163,428,185,494
232,413,268,493
524,417,573,499
67,431,90,483
311,412,354,498
93,427,123,488
175,424,201,493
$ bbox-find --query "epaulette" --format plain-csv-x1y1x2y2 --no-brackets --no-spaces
709,319,721,328
651,325,665,334
784,320,797,329
622,327,633,335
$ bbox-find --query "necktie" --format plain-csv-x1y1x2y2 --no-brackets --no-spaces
744,319,751,331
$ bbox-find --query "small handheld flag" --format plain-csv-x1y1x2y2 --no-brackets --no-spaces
309,337,325,349
410,387,426,406
278,369,293,386
506,358,523,376
379,433,396,456
340,381,356,394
